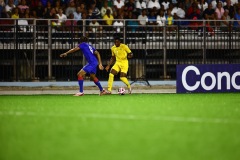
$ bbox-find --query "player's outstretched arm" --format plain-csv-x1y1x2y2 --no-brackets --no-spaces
60,47,80,57
94,50,104,70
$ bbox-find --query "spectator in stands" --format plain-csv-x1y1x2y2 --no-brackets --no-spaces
113,0,125,15
124,0,136,13
156,9,166,28
186,1,201,18
79,3,86,13
183,0,192,11
18,13,29,32
136,0,147,15
77,11,87,31
89,19,103,43
127,12,139,32
127,12,139,43
25,7,31,17
53,0,61,13
65,13,79,32
28,9,38,24
44,7,56,19
165,8,176,33
85,0,95,10
0,0,5,18
90,2,101,19
35,1,44,18
11,7,19,18
137,9,148,43
65,0,76,17
43,1,53,18
147,9,157,31
233,8,240,31
113,15,124,33
220,9,233,31
87,8,95,20
215,1,225,26
198,0,208,13
188,6,202,31
224,0,235,19
65,13,81,42
101,0,113,17
89,19,103,33
51,14,62,30
103,9,114,31
73,6,82,21
211,0,217,9
172,2,186,25
203,3,216,26
18,0,29,15
161,0,170,11
5,0,16,17
56,8,67,27
137,9,148,29
148,0,161,12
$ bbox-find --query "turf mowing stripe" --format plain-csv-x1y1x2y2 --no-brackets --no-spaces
1,111,240,124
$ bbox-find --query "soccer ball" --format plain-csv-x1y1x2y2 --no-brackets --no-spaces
118,87,126,95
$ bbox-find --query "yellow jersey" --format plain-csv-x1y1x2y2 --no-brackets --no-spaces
111,44,131,63
103,14,114,25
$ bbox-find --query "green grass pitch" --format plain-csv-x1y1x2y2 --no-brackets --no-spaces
0,93,240,160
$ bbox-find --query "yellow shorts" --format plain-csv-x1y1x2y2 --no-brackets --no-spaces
111,61,129,74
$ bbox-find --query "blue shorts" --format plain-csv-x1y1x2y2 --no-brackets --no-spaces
82,63,97,74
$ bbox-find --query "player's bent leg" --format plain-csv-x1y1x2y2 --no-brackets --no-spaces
90,74,107,96
120,72,132,94
107,73,114,93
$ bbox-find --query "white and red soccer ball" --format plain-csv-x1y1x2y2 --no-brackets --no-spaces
118,87,126,95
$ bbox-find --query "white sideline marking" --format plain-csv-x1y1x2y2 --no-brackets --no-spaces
0,111,240,124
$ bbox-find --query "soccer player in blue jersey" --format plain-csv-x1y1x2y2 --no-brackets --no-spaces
60,36,106,96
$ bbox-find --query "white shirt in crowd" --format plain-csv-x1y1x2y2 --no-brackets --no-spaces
161,1,170,10
171,7,185,18
138,14,148,25
136,0,147,10
89,21,100,32
156,15,166,26
113,0,125,9
198,2,208,11
73,11,82,21
147,0,160,9
113,20,124,32
5,4,15,12
57,14,67,24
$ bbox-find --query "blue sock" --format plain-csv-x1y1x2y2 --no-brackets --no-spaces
78,76,83,92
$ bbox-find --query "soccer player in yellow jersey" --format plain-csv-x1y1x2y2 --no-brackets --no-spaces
105,37,133,94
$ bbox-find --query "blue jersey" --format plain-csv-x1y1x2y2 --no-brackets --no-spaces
79,42,98,65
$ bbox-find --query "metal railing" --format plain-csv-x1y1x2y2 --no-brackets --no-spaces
0,19,239,81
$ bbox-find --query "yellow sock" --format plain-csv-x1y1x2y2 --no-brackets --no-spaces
120,77,130,88
108,73,114,91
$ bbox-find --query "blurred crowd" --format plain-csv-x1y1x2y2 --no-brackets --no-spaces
0,0,240,33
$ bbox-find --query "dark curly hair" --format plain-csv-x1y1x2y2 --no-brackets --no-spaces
79,36,88,43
